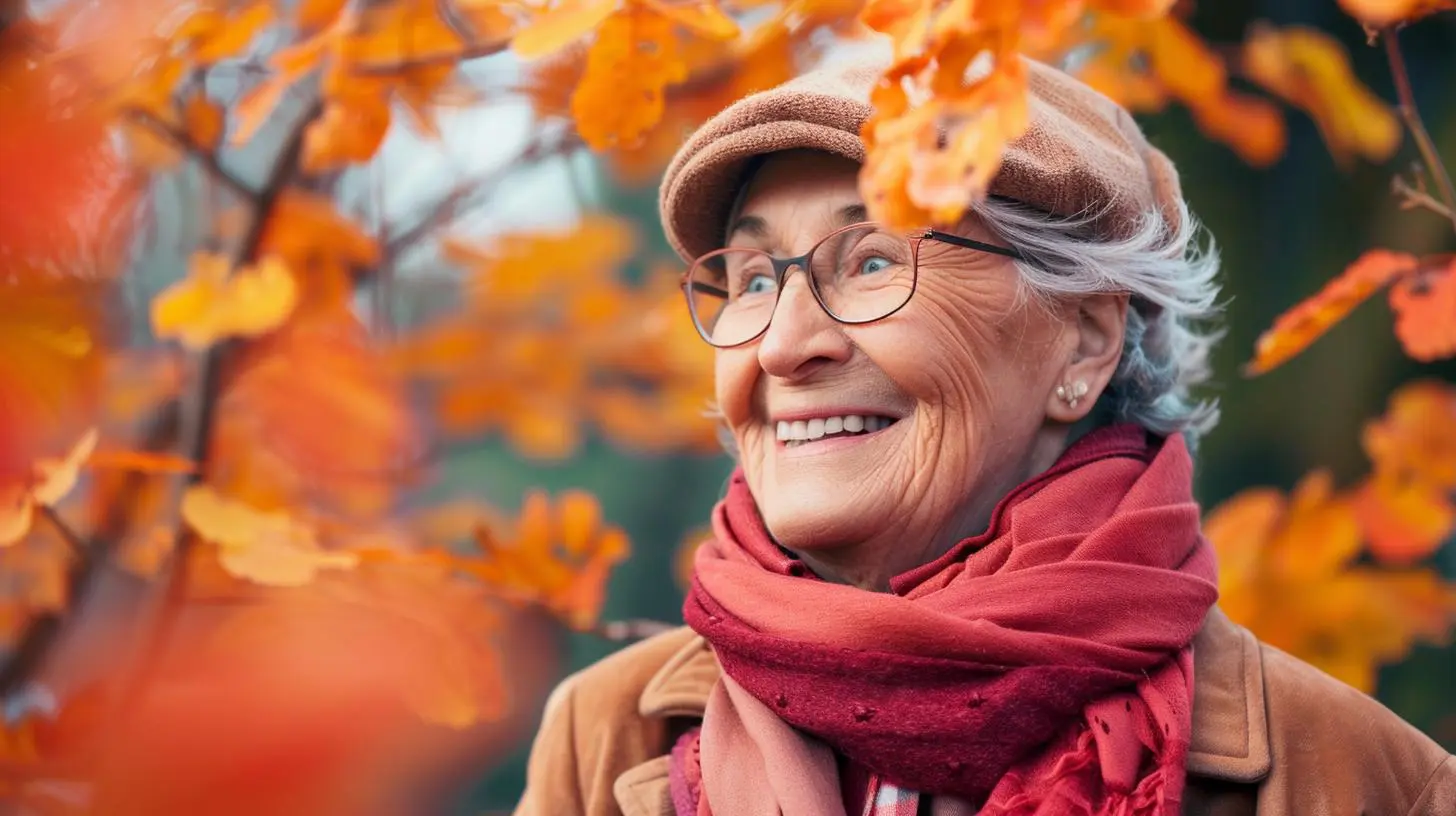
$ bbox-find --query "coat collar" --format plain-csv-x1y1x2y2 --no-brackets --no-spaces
620,607,1271,816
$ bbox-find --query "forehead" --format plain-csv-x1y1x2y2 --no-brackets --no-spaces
725,151,865,245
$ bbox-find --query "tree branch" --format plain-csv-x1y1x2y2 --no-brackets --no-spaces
122,108,256,201
1393,175,1454,220
1384,29,1456,235
116,99,327,712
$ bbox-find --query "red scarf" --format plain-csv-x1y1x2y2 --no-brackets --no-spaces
677,424,1219,815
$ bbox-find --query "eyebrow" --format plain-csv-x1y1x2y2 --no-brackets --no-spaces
725,203,870,245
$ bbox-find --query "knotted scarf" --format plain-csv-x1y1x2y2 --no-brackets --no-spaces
676,424,1219,815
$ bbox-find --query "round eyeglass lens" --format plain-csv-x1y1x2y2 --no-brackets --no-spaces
685,224,917,347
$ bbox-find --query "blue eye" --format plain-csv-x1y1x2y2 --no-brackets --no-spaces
859,256,892,275
745,274,776,294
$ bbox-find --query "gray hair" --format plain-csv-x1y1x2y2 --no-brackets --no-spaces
972,195,1224,452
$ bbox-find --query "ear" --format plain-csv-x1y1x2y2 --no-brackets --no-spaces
1046,293,1130,423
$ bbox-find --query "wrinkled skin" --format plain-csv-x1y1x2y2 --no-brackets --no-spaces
714,150,1129,590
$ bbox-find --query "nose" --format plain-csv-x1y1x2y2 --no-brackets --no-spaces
756,264,853,380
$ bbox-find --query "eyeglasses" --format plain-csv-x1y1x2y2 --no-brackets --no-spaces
681,222,1025,348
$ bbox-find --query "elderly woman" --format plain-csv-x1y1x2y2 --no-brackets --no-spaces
513,53,1455,816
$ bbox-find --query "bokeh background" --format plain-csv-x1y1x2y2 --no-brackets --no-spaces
453,4,1456,811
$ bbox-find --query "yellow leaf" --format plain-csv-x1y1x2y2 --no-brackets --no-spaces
512,0,619,59
181,485,357,587
152,253,299,349
1242,24,1402,167
183,90,225,150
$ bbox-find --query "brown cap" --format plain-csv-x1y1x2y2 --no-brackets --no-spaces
658,47,1183,263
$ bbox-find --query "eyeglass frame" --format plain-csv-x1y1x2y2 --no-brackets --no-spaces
680,222,1028,348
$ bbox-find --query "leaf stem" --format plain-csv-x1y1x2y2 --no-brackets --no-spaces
1384,29,1456,235
1392,175,1454,220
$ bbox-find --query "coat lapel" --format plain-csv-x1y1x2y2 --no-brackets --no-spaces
618,606,1271,816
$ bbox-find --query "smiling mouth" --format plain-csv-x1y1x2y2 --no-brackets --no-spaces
776,414,900,448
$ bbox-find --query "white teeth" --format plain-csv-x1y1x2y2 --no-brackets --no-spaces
775,414,895,444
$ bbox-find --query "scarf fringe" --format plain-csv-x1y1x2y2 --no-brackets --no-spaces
978,728,1173,816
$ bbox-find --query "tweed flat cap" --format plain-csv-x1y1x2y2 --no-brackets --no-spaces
658,44,1183,263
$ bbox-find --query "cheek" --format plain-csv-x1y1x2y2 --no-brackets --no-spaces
888,275,1023,412
714,348,760,436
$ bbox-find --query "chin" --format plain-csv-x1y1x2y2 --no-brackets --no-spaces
756,480,882,555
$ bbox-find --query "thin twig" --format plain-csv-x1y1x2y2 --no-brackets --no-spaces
1384,29,1456,235
1392,175,1455,220
382,127,583,258
123,108,256,201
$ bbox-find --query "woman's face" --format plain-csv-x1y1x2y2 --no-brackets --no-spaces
713,151,1127,589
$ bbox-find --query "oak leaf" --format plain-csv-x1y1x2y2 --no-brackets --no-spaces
181,485,359,587
1246,249,1417,375
1242,24,1401,167
151,253,300,350
571,6,690,149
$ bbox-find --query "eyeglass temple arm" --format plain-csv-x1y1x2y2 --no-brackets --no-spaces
683,279,730,298
921,229,1025,261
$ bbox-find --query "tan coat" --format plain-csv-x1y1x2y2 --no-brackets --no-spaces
513,608,1454,816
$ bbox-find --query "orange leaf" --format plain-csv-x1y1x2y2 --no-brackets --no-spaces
0,485,34,547
1246,249,1416,375
232,75,293,146
1242,24,1401,167
151,253,300,349
189,1,275,65
297,0,349,30
1389,257,1456,362
1362,379,1456,490
512,0,619,59
1337,0,1455,26
260,189,382,274
181,485,358,587
183,89,225,150
1354,473,1455,566
1189,91,1286,167
570,6,689,149
635,0,740,39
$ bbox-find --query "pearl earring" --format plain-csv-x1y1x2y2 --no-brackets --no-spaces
1056,380,1089,409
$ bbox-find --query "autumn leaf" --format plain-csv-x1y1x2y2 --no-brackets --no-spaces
1205,470,1456,692
1353,380,1456,565
152,253,300,349
1246,249,1417,375
512,0,619,58
181,485,358,587
571,6,690,149
463,489,630,629
178,1,276,65
215,309,421,517
1354,473,1454,566
1389,257,1456,362
182,89,225,150
1242,24,1402,167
